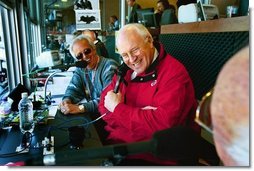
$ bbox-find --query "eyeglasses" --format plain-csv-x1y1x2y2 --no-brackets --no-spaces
76,48,92,60
195,89,214,134
121,47,141,60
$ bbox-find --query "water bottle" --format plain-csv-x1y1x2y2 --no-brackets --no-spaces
0,97,13,115
18,92,34,134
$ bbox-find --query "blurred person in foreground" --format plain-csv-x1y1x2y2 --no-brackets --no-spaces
211,46,249,166
98,23,200,165
59,35,118,115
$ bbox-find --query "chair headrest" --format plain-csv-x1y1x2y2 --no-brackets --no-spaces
178,3,199,23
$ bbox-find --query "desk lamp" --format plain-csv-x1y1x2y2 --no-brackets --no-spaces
43,61,88,106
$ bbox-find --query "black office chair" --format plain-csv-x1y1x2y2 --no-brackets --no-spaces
160,9,178,25
159,31,249,100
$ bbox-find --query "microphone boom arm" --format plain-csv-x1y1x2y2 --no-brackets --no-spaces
26,126,214,166
30,140,152,166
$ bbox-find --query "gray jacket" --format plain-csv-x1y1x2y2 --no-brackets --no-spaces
62,57,119,113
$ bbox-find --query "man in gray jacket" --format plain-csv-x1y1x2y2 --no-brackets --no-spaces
59,35,118,115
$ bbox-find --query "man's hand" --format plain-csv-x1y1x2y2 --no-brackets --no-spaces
59,100,84,115
104,90,123,112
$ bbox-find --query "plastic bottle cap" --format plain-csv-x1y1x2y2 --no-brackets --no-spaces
21,92,28,98
7,97,14,105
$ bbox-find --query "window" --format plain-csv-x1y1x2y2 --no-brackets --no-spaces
0,5,10,99
0,0,41,100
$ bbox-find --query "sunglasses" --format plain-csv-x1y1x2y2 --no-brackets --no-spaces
76,48,92,60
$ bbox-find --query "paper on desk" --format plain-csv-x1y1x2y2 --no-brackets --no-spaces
48,105,58,117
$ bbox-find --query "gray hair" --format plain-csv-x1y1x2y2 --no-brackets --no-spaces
116,23,153,48
69,34,96,58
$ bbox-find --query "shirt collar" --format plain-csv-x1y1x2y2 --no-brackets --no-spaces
94,40,99,44
131,48,158,79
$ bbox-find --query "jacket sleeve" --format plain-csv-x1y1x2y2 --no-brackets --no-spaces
62,69,87,104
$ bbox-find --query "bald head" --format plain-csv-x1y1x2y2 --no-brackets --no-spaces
116,23,152,49
211,46,249,166
82,30,96,42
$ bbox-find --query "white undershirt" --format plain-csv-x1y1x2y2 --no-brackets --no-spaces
94,40,98,44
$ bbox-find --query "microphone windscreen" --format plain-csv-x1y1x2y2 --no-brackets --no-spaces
75,61,88,68
117,63,129,77
152,126,201,160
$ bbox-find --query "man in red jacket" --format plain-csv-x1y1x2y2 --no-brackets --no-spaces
99,23,199,165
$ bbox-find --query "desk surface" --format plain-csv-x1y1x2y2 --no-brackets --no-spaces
0,110,104,166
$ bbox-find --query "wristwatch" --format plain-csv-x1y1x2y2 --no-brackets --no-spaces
78,105,85,113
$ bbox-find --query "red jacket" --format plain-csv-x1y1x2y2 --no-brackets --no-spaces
99,42,199,165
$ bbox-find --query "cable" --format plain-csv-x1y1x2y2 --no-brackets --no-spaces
0,111,110,158
22,67,47,78
51,111,109,131
49,116,90,131
78,112,108,127
0,132,33,158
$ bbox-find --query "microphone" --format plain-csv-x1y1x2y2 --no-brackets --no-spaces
73,60,88,69
113,63,129,93
25,126,218,166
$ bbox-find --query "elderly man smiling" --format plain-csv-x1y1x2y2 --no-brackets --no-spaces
59,35,118,115
99,24,200,165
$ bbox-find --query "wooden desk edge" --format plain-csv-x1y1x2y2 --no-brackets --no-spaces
161,16,249,34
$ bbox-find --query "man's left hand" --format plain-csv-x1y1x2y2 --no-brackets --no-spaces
60,103,83,115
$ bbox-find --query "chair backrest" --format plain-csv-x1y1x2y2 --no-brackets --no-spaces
159,30,249,100
178,3,199,23
159,18,248,165
160,9,178,25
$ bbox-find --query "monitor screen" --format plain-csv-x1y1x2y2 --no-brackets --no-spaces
197,0,206,21
142,13,158,28
136,8,157,28
136,8,154,23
